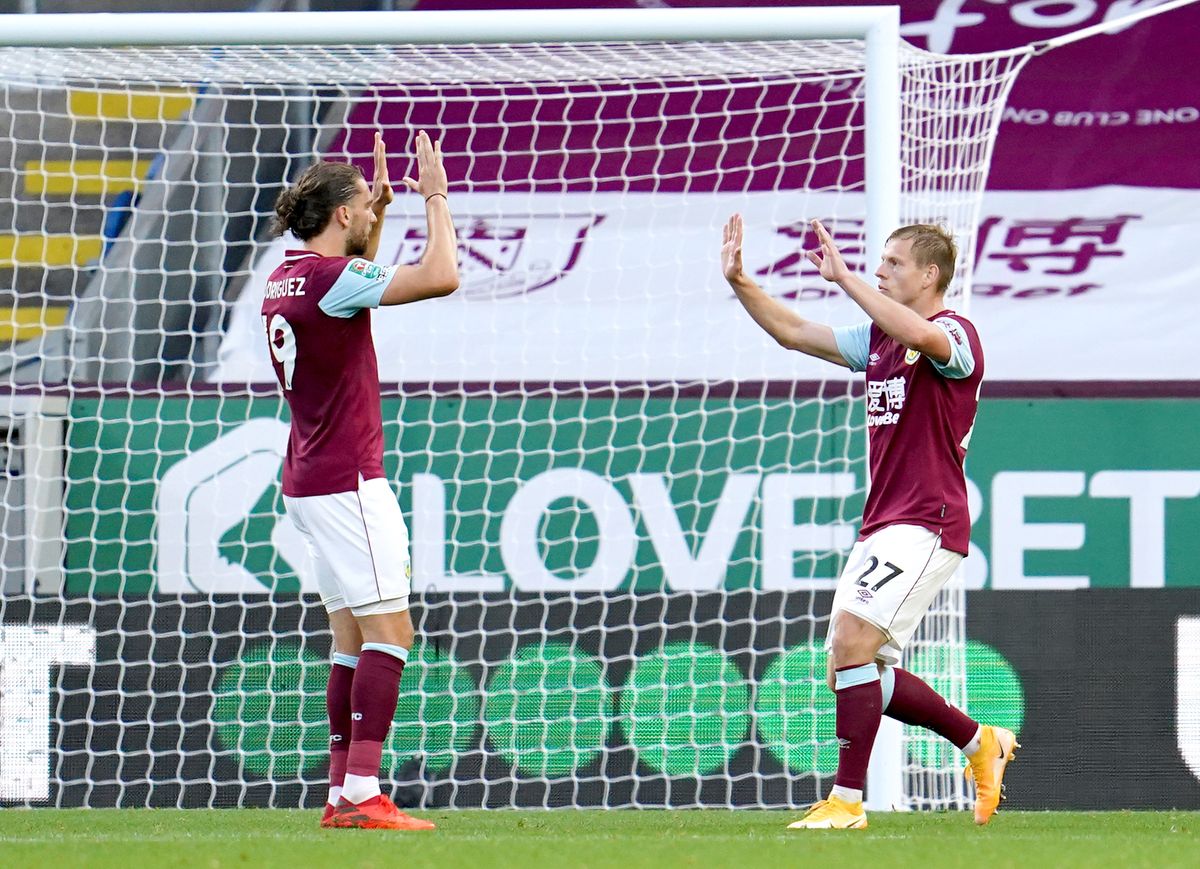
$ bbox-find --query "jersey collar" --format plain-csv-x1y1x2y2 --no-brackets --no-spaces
283,249,322,262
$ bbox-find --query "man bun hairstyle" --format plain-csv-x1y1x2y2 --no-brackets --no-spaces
888,224,957,295
272,161,364,240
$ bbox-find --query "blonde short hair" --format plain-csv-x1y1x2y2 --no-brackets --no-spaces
887,224,957,294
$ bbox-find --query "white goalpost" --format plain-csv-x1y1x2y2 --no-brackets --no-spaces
0,5,1041,811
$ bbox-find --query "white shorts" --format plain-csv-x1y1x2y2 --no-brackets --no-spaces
283,475,412,617
824,524,962,667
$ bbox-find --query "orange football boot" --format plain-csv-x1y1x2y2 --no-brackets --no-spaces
964,725,1020,825
325,794,436,831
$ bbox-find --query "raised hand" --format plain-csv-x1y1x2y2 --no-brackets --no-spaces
369,131,393,215
805,219,851,283
401,130,449,201
721,213,746,284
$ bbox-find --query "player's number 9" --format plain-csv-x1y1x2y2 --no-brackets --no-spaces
264,313,297,390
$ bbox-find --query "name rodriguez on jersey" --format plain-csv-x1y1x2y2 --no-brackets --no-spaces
264,276,307,299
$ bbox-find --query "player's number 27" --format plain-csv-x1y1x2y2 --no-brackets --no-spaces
854,556,903,591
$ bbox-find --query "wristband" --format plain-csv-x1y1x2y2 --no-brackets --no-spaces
425,192,447,203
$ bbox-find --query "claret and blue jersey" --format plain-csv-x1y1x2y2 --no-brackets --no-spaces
261,250,399,498
832,311,985,555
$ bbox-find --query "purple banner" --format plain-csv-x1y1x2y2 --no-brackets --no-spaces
407,0,1200,190
333,80,862,194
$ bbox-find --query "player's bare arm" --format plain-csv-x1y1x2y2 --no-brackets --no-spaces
363,131,393,262
721,213,849,368
806,218,952,363
379,130,460,305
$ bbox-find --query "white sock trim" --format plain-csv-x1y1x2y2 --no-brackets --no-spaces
831,785,863,804
834,662,879,691
962,725,984,756
880,665,896,711
361,642,409,664
340,772,382,805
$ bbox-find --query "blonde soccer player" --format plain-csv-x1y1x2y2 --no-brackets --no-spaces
721,215,1017,829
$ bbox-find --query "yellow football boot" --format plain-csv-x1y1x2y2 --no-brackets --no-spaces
786,795,868,830
964,725,1020,825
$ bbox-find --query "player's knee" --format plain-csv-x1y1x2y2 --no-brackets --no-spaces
358,606,415,648
829,634,858,668
395,611,415,648
829,615,881,667
387,610,415,649
328,607,363,656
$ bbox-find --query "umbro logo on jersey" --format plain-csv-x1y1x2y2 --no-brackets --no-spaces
868,353,880,365
838,738,851,750
855,588,873,603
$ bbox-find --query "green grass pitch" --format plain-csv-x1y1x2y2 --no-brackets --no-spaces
0,808,1196,868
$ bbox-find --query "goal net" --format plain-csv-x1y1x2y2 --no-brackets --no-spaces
0,10,1029,810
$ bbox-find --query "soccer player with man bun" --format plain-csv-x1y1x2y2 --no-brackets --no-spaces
721,214,1016,830
264,130,458,830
